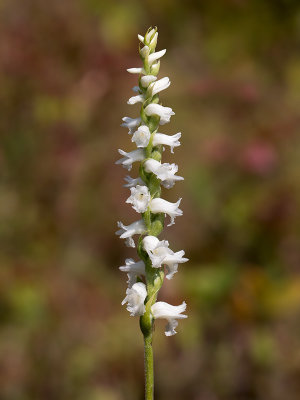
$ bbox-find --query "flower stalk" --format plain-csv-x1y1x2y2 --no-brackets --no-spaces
116,27,188,400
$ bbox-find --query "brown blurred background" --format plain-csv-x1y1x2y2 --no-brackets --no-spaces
1,0,300,399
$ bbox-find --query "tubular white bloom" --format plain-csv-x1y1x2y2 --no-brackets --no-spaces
127,67,146,74
115,149,145,171
127,94,145,105
151,301,187,336
124,175,144,188
148,49,166,65
142,235,188,278
119,258,146,287
132,125,151,148
143,236,171,268
121,117,141,134
163,250,189,279
150,198,182,226
140,75,157,88
144,159,184,188
145,28,156,43
122,282,147,316
149,77,170,96
152,132,181,153
126,185,151,213
116,219,146,247
144,103,175,125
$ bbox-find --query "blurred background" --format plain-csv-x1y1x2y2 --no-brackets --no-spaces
1,0,300,399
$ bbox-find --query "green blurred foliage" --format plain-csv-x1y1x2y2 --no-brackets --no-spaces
1,0,300,399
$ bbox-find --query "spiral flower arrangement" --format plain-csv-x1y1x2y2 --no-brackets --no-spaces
115,27,188,399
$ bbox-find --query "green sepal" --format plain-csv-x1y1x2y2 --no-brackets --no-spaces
150,149,161,162
139,163,150,184
148,116,160,133
149,213,164,236
150,60,160,75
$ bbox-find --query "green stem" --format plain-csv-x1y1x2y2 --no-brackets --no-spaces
144,333,154,400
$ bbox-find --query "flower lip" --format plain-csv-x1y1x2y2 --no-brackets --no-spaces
151,301,187,336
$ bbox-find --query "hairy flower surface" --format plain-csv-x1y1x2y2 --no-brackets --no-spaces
116,27,187,340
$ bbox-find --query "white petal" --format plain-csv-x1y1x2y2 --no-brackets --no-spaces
148,49,166,64
116,220,146,247
150,198,182,226
119,258,146,287
126,185,151,213
127,94,144,105
151,301,187,336
144,104,175,125
140,75,157,88
150,77,170,96
115,149,145,171
127,67,146,74
124,175,144,188
132,125,151,148
122,282,147,316
121,117,141,134
152,132,181,153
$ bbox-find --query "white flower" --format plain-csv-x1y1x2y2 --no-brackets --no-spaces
151,301,187,336
124,175,144,188
126,185,151,213
127,94,145,105
163,250,188,280
142,235,188,277
148,49,166,65
116,219,146,247
152,132,181,153
144,103,175,125
144,159,184,188
150,198,182,226
115,149,145,171
122,282,147,316
132,125,151,148
127,67,146,74
119,258,146,287
143,236,171,268
140,75,157,88
121,117,141,134
149,77,170,96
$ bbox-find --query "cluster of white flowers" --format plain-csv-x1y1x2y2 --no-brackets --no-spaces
116,27,188,337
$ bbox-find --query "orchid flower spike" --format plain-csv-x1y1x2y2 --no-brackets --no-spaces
116,26,188,399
